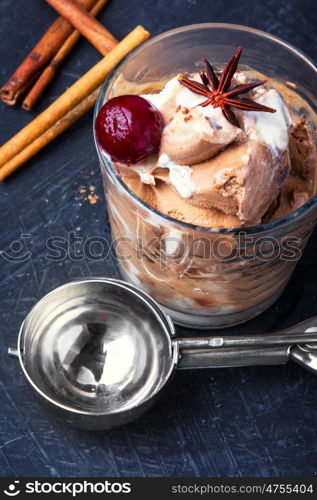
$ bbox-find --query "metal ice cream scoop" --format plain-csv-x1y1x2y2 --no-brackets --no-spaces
9,278,317,430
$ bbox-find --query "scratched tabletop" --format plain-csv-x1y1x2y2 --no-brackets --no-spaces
0,0,317,478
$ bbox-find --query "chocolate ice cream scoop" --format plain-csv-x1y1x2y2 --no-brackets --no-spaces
152,141,289,224
144,74,245,166
159,103,244,165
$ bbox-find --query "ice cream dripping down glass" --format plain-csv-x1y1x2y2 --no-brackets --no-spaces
94,24,317,329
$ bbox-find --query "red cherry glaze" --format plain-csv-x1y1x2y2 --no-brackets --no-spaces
95,95,164,164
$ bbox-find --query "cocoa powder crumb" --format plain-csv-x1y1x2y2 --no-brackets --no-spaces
87,194,100,205
286,81,297,89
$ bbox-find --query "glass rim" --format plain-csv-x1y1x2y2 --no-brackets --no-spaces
94,22,317,235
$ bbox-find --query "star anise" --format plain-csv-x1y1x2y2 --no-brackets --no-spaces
178,47,276,128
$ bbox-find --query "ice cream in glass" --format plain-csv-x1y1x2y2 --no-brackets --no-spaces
94,25,317,328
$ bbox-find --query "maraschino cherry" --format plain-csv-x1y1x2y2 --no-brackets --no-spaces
95,95,164,164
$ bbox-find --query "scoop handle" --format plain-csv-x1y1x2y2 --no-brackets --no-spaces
176,317,317,374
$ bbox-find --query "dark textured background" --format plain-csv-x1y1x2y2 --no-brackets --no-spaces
0,0,317,478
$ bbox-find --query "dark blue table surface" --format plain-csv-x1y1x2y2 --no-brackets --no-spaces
0,0,316,478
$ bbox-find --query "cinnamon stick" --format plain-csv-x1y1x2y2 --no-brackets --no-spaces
0,0,98,105
0,26,151,175
22,0,108,111
45,0,118,55
0,89,100,181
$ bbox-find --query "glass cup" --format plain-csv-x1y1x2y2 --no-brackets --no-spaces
94,24,317,329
